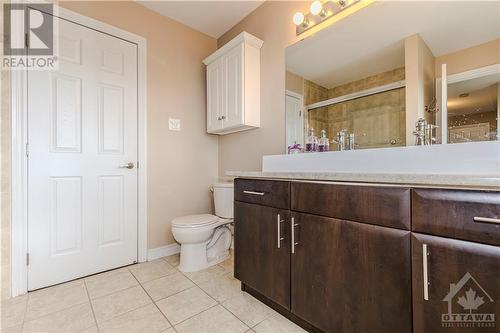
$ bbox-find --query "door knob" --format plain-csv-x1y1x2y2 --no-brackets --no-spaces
119,162,135,169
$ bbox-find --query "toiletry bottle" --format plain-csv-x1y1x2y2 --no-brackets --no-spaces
288,141,303,154
305,128,318,152
318,130,329,152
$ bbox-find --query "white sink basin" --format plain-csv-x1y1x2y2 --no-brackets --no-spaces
263,141,500,175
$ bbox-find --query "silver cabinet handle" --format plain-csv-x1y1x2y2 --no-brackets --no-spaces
277,214,285,249
474,217,500,225
291,217,299,254
422,243,430,301
242,190,265,196
119,162,135,169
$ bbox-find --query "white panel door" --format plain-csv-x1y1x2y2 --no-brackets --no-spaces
285,92,304,148
207,58,223,132
27,14,138,290
223,45,243,129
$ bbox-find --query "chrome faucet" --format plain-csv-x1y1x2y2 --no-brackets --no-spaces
413,118,438,145
332,129,360,151
347,133,356,151
332,129,348,151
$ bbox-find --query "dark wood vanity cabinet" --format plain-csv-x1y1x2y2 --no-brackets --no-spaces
412,233,500,333
413,189,500,246
291,212,412,333
291,182,411,230
234,179,500,333
234,178,291,309
411,189,500,333
234,201,291,309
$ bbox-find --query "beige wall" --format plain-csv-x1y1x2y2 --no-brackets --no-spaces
58,1,219,249
404,34,436,144
217,1,309,175
435,39,500,77
285,71,304,95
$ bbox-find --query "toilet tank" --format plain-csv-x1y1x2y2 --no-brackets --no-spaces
213,183,234,219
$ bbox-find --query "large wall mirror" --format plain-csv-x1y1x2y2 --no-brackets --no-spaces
285,1,499,152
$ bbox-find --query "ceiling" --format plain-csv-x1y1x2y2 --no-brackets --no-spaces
138,1,264,38
447,74,499,116
286,1,500,89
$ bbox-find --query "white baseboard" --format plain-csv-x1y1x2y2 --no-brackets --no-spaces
148,243,181,261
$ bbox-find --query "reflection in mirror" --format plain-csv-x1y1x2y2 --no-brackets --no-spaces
285,1,499,152
447,73,499,143
305,69,406,150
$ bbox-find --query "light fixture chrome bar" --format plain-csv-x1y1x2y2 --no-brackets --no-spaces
296,0,361,35
306,80,406,111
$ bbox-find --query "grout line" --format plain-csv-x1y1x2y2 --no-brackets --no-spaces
22,281,89,323
83,279,100,332
87,278,139,302
178,255,252,331
134,268,183,288
145,282,197,304
171,303,220,328
129,265,174,330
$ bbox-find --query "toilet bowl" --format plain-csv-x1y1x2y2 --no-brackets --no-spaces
171,183,234,272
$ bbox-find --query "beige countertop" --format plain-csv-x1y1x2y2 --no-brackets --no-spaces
226,171,500,190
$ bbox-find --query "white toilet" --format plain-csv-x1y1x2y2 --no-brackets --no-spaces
171,183,234,272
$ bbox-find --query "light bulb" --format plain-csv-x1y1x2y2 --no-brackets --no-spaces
293,12,305,26
310,1,323,15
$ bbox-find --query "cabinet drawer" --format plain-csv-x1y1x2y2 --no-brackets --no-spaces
291,182,411,230
234,178,290,209
412,189,500,246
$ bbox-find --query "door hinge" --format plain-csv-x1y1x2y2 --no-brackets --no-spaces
26,253,30,266
25,33,29,48
136,161,139,169
26,143,29,157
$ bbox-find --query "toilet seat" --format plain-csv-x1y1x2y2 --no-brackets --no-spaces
172,214,219,228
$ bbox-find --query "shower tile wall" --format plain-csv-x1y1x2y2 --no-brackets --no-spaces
328,68,405,98
305,68,406,149
303,80,329,137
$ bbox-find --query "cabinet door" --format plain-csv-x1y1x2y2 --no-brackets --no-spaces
222,45,243,129
234,201,290,309
412,233,500,333
291,212,412,333
206,58,223,133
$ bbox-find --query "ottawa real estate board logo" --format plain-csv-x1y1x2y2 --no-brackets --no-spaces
3,3,57,70
441,272,496,328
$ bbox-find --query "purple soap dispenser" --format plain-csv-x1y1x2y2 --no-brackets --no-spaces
305,128,318,152
318,130,330,152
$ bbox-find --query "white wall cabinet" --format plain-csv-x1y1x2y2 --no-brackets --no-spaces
203,32,263,135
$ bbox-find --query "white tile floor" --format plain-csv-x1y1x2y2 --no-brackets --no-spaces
1,252,306,333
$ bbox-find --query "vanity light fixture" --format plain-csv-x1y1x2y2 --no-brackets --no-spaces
310,1,326,17
293,11,308,27
294,0,360,35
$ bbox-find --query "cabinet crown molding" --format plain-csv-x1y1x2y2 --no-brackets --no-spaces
203,31,263,65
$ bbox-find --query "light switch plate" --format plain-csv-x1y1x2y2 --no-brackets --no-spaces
169,118,181,131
